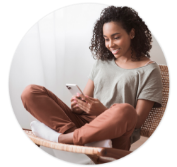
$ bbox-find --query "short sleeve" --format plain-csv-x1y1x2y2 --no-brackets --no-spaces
88,61,97,81
138,66,163,108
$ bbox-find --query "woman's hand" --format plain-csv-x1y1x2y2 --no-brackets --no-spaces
74,93,108,116
70,96,84,114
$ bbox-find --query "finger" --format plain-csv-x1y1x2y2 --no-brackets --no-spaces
71,96,77,102
75,98,82,103
72,105,80,110
75,98,89,112
71,101,76,106
75,105,82,110
77,93,93,103
75,97,88,104
71,100,81,108
71,100,79,108
85,95,96,100
72,100,84,110
71,96,81,103
76,102,89,113
71,98,77,103
74,101,83,110
73,100,80,106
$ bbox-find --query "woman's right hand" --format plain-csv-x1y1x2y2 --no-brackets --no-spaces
70,96,84,114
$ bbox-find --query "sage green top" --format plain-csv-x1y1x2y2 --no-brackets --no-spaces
88,59,162,109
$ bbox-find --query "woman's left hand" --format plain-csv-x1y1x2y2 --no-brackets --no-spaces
74,93,108,116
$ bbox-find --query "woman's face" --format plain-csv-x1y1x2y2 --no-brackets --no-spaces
103,21,135,59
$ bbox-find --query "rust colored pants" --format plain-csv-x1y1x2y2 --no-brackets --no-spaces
21,84,137,151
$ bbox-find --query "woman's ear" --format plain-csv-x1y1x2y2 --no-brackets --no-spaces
130,28,135,39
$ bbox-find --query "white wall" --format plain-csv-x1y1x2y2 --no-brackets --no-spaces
9,3,167,165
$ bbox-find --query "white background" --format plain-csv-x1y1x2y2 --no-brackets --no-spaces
8,3,167,164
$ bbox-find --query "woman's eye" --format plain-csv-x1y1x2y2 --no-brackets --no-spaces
105,37,120,41
105,39,109,41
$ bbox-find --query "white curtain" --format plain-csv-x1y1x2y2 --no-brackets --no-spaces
9,3,166,164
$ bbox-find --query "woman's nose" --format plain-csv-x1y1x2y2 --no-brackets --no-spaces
109,40,115,47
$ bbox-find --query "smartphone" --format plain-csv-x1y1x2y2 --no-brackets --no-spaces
66,84,84,100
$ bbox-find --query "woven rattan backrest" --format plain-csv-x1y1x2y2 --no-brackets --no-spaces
140,65,169,137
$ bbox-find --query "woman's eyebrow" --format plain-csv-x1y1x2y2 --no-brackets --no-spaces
103,33,120,37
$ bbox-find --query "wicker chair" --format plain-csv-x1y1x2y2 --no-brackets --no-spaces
22,64,169,164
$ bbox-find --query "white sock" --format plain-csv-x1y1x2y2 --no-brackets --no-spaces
30,120,61,143
30,120,112,147
85,139,112,148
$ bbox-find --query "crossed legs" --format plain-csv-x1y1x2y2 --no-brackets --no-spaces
21,84,137,150
59,102,138,150
73,103,137,150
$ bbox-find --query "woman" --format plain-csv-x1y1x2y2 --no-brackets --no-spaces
21,6,162,151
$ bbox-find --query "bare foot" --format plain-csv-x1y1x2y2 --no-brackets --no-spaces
58,132,74,144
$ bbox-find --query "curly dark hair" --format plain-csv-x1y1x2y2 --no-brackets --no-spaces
89,6,152,61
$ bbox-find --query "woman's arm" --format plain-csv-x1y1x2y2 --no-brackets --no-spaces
135,99,154,128
83,79,94,97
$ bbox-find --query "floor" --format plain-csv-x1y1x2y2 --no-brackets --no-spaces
130,136,148,151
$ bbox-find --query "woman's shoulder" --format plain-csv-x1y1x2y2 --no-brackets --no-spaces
137,58,162,82
133,56,159,71
133,56,155,67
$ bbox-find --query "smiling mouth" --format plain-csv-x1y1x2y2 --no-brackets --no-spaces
111,49,120,54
